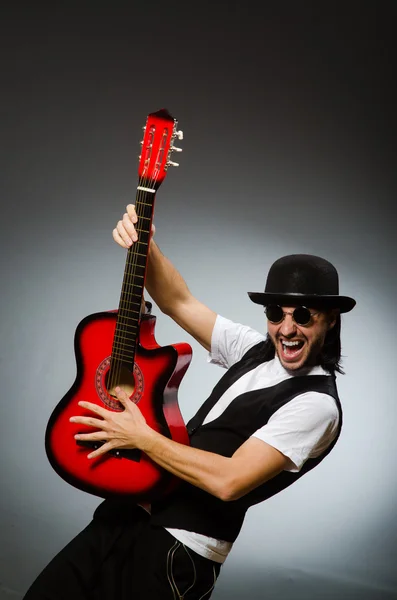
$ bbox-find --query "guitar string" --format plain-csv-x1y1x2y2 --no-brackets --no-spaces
110,119,154,395
110,120,174,408
109,183,140,396
110,179,149,397
118,179,151,389
117,173,157,396
116,122,172,394
110,147,159,402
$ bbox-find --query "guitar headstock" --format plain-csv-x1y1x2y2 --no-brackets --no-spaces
138,108,183,190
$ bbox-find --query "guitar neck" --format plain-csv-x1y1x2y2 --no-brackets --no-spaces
109,107,182,371
111,184,156,368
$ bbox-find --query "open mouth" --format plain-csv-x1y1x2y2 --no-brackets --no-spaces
279,339,305,362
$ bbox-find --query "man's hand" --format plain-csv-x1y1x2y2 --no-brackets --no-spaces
70,388,153,460
112,203,155,249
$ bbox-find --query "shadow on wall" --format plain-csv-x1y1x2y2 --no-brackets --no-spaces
212,568,397,600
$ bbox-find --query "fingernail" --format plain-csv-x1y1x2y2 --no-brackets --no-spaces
70,417,76,422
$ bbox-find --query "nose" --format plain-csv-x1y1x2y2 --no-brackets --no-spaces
279,314,297,337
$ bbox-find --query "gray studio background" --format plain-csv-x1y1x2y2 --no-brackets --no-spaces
1,4,396,599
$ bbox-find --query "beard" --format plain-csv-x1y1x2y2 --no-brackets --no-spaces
270,332,326,371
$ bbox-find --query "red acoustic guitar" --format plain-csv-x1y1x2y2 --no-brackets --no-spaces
45,109,192,501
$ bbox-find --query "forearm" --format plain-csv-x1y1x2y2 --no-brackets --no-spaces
145,241,191,316
140,427,234,501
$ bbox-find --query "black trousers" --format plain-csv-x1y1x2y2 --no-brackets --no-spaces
23,499,222,600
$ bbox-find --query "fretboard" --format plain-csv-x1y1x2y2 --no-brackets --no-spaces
111,185,155,369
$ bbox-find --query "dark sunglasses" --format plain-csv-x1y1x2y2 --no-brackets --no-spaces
265,305,319,326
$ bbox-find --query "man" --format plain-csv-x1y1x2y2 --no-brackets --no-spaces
23,204,355,599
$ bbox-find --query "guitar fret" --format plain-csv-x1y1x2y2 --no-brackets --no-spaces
123,267,145,277
115,329,138,339
117,313,139,321
111,350,135,360
118,306,140,315
113,337,136,346
117,314,139,324
124,277,145,283
112,341,136,351
114,332,137,342
113,342,136,351
119,300,141,308
121,292,143,306
125,262,146,268
123,276,145,284
121,292,143,299
119,296,142,307
120,290,143,301
126,268,146,273
115,316,139,329
117,315,140,323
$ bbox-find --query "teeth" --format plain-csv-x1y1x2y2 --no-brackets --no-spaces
282,341,301,346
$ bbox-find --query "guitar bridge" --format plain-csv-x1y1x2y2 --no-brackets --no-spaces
75,438,141,462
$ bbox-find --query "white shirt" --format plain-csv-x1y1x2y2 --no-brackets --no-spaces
165,315,340,563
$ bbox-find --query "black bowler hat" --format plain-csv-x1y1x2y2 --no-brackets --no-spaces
248,254,356,313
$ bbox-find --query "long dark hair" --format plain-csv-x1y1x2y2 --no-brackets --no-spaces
257,314,344,375
319,314,344,375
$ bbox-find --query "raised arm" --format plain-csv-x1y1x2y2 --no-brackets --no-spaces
112,204,217,351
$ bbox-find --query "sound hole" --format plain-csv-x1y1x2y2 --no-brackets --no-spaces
105,365,136,401
95,357,144,410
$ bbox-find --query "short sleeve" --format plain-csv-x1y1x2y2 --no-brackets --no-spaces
208,315,265,369
251,392,340,472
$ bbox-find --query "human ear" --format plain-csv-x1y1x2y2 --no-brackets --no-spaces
328,309,339,330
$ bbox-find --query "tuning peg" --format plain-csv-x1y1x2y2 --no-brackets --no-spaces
171,146,183,152
168,160,179,167
175,130,183,140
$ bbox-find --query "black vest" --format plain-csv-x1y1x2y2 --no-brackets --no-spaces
151,342,342,542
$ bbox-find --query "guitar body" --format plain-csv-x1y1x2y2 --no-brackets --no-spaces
45,310,192,501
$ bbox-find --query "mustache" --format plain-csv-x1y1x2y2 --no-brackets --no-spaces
275,334,306,342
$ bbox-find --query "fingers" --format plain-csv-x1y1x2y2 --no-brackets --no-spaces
77,401,108,418
126,203,137,220
112,204,155,249
70,402,109,428
115,214,136,247
114,386,131,405
70,415,107,429
123,208,138,236
75,430,110,441
112,204,137,248
87,441,116,460
112,227,129,249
